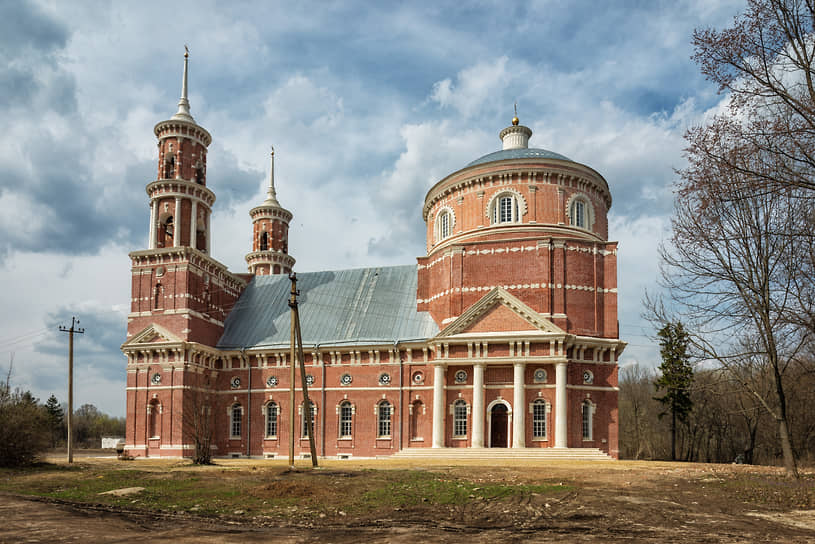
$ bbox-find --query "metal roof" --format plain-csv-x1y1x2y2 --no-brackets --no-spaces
217,265,438,349
467,147,572,167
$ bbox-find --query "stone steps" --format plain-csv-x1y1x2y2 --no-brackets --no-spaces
388,447,614,461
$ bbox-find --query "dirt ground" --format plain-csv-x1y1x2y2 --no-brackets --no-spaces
2,456,814,543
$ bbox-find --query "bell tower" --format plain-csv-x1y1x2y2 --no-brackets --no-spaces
245,148,295,275
147,47,214,253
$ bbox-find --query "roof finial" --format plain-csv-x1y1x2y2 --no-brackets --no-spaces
264,146,281,206
172,45,195,122
512,102,519,126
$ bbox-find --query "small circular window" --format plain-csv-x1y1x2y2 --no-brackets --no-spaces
151,373,161,385
412,371,424,384
582,371,594,385
340,373,353,385
305,375,315,386
454,370,467,383
379,373,392,385
533,369,547,383
230,376,241,389
266,375,278,387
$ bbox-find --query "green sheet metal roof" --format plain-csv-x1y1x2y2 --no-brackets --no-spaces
217,265,438,349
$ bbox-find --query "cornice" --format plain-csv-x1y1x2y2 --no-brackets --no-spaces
147,179,216,207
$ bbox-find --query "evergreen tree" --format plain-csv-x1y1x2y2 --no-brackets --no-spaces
654,321,693,461
44,395,64,448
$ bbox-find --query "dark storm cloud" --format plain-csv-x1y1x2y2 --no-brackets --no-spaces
0,2,68,57
36,306,127,384
206,144,263,209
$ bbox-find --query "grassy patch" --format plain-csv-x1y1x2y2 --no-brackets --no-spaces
357,471,571,511
0,463,572,520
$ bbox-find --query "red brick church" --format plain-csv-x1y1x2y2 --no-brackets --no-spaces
122,53,626,460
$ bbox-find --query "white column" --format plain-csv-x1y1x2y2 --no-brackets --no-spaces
512,362,526,448
148,200,157,249
190,200,197,251
432,364,446,448
173,197,182,247
472,363,485,448
555,361,568,448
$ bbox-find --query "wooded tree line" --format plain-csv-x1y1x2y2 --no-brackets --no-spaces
619,362,815,465
649,0,815,476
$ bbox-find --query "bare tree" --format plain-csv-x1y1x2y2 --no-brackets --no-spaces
658,142,810,475
181,371,215,465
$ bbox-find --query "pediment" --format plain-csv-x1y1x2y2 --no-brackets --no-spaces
435,287,565,338
123,323,182,347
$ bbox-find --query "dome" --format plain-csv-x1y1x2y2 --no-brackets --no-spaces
467,147,573,167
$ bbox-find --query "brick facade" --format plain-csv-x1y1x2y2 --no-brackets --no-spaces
122,59,625,460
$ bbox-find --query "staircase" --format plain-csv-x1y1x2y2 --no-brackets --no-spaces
388,447,614,461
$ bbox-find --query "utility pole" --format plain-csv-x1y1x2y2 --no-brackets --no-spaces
288,276,297,469
59,317,84,464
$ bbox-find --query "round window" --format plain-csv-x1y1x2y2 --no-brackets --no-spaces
412,371,424,384
305,375,315,386
340,373,353,385
454,370,467,383
379,373,392,385
151,373,161,385
533,369,547,383
266,375,278,387
230,376,241,389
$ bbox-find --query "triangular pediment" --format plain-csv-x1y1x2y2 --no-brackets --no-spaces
436,287,566,338
122,323,182,347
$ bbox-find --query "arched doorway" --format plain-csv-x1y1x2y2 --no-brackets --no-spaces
490,404,509,447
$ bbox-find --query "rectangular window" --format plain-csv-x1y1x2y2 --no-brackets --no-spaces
302,402,316,438
378,402,392,437
453,402,467,437
582,403,592,440
499,196,513,222
533,402,547,438
340,403,353,438
266,403,278,437
231,406,242,437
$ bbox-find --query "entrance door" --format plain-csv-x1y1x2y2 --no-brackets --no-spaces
490,404,508,447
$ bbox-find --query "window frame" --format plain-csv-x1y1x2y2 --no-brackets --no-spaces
452,399,468,438
265,402,278,438
532,399,547,439
377,400,392,438
582,400,594,441
230,404,242,439
487,190,526,225
301,401,317,438
339,401,353,439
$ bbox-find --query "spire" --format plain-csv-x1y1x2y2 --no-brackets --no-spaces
263,147,281,206
172,45,195,122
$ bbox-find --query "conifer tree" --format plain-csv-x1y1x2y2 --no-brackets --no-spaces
654,321,693,461
44,395,64,448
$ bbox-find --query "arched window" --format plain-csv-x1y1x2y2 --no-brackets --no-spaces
195,164,205,184
260,231,269,251
231,404,242,438
571,199,585,228
488,191,525,224
582,400,594,441
410,400,424,441
435,207,455,242
567,194,594,230
161,215,174,247
265,402,278,438
153,283,163,310
164,156,175,180
453,399,468,437
532,399,547,439
339,401,353,438
301,401,316,438
377,400,392,438
148,400,160,438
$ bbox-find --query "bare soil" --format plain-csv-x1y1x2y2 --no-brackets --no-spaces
1,456,814,543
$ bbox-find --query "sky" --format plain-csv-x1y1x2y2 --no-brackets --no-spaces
0,0,745,417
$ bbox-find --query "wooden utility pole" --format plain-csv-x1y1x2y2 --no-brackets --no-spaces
59,317,84,464
288,273,318,468
288,277,297,468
